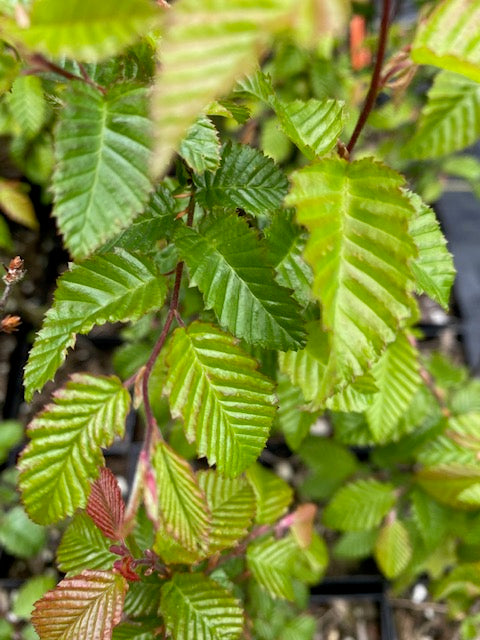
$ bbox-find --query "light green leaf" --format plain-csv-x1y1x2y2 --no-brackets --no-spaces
279,615,316,640
326,372,378,413
53,82,153,259
275,98,344,159
408,191,456,309
0,419,23,464
160,573,244,640
275,374,316,451
366,332,422,443
165,323,276,476
5,0,160,62
24,250,167,399
247,535,298,600
375,519,412,579
19,374,130,524
293,532,329,585
246,463,293,525
416,464,480,509
179,116,221,174
0,506,47,558
265,210,313,307
286,158,416,398
323,479,397,531
333,530,377,560
197,470,256,553
410,489,450,548
153,441,210,553
0,179,38,229
151,0,295,175
12,575,57,620
195,142,289,217
405,71,480,159
57,512,118,576
175,213,306,350
411,0,480,82
7,75,46,140
32,570,127,640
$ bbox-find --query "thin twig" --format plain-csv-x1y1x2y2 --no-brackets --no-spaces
346,0,392,155
26,53,106,94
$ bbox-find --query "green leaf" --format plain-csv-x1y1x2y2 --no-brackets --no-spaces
366,332,422,443
100,184,176,254
0,179,38,229
247,535,298,600
0,506,47,558
0,214,12,250
113,621,159,640
0,419,22,464
32,570,127,640
12,575,57,620
416,464,480,509
122,574,163,618
374,519,412,579
19,374,130,524
279,615,316,640
160,573,244,640
6,0,160,62
179,116,221,174
57,512,118,576
197,470,256,553
195,142,289,217
325,373,378,413
410,489,450,548
293,532,329,585
246,463,293,525
164,322,276,476
323,479,397,531
333,530,377,560
53,83,153,259
151,0,295,175
153,441,210,553
297,437,358,501
286,158,416,397
411,0,480,82
407,191,456,309
175,212,306,350
275,374,316,451
405,71,480,159
275,98,344,159
24,250,166,399
7,76,46,140
264,210,313,307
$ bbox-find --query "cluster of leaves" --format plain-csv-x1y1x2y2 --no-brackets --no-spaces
0,0,479,638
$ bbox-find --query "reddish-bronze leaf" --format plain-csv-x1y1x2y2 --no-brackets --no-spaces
87,467,125,541
32,570,127,640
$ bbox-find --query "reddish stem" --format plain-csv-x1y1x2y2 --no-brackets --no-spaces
346,0,392,155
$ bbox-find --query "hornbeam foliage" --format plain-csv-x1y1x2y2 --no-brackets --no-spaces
164,322,276,476
18,374,130,524
24,250,167,399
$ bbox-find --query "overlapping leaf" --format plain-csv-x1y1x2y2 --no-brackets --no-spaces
32,570,127,640
175,212,306,350
179,116,221,174
57,513,118,576
323,479,397,531
164,322,276,476
151,0,295,175
275,374,317,451
153,441,210,553
247,535,298,600
366,332,422,443
86,467,125,541
265,210,313,307
405,71,480,159
18,374,130,524
286,158,416,398
411,0,480,82
4,0,160,62
160,573,244,640
8,76,46,140
195,142,289,217
53,82,153,258
246,463,293,525
197,471,255,553
24,250,167,399
374,520,412,579
417,464,480,509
